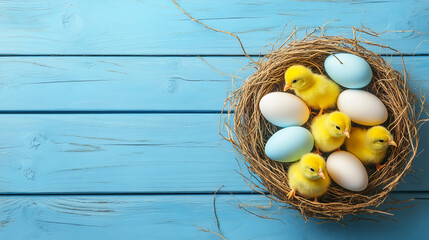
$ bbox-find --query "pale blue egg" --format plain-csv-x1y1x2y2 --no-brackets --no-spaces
265,126,314,162
324,53,372,88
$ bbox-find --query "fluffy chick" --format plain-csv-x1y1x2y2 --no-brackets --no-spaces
287,153,330,202
311,111,351,153
284,65,340,116
345,126,397,171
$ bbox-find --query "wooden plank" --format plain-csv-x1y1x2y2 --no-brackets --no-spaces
0,56,250,111
0,0,428,55
0,56,427,111
0,113,427,193
397,121,429,191
0,114,248,193
0,193,427,239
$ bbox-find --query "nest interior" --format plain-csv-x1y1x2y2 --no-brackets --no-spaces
223,33,425,221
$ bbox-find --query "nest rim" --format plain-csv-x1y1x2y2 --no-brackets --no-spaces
222,32,425,221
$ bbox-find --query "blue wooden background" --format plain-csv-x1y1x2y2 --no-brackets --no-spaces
0,0,428,239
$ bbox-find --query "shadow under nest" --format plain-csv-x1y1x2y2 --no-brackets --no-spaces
222,31,426,221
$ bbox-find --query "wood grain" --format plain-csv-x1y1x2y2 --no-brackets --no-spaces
0,0,427,55
0,194,427,239
0,114,249,193
0,0,428,237
0,114,427,193
0,56,427,111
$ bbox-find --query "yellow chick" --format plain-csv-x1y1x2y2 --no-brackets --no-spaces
287,153,330,202
345,126,397,171
311,111,351,154
284,65,340,116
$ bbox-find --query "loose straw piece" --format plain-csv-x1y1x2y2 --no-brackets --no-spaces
199,185,226,240
171,0,258,65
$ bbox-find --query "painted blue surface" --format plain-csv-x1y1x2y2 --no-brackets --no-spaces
0,56,426,111
0,0,428,55
0,194,428,240
0,0,428,239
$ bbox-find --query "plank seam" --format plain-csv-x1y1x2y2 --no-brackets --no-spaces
0,54,428,57
0,110,233,114
0,190,426,196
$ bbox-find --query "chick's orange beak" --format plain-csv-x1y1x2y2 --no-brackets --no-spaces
283,83,291,91
343,129,350,138
388,139,397,147
318,167,326,180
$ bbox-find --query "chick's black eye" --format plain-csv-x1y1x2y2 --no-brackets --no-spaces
309,168,315,172
335,126,340,130
292,79,297,83
379,139,385,143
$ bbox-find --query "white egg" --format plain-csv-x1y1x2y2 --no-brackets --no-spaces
337,89,388,126
259,92,309,127
327,151,368,191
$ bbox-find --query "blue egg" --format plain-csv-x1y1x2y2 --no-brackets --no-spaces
264,126,314,162
324,53,372,88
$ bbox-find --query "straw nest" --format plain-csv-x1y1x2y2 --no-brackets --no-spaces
222,31,427,221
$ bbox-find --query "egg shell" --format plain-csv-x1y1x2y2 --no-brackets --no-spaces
337,89,388,126
327,151,368,191
259,92,310,127
324,53,373,88
264,126,314,162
